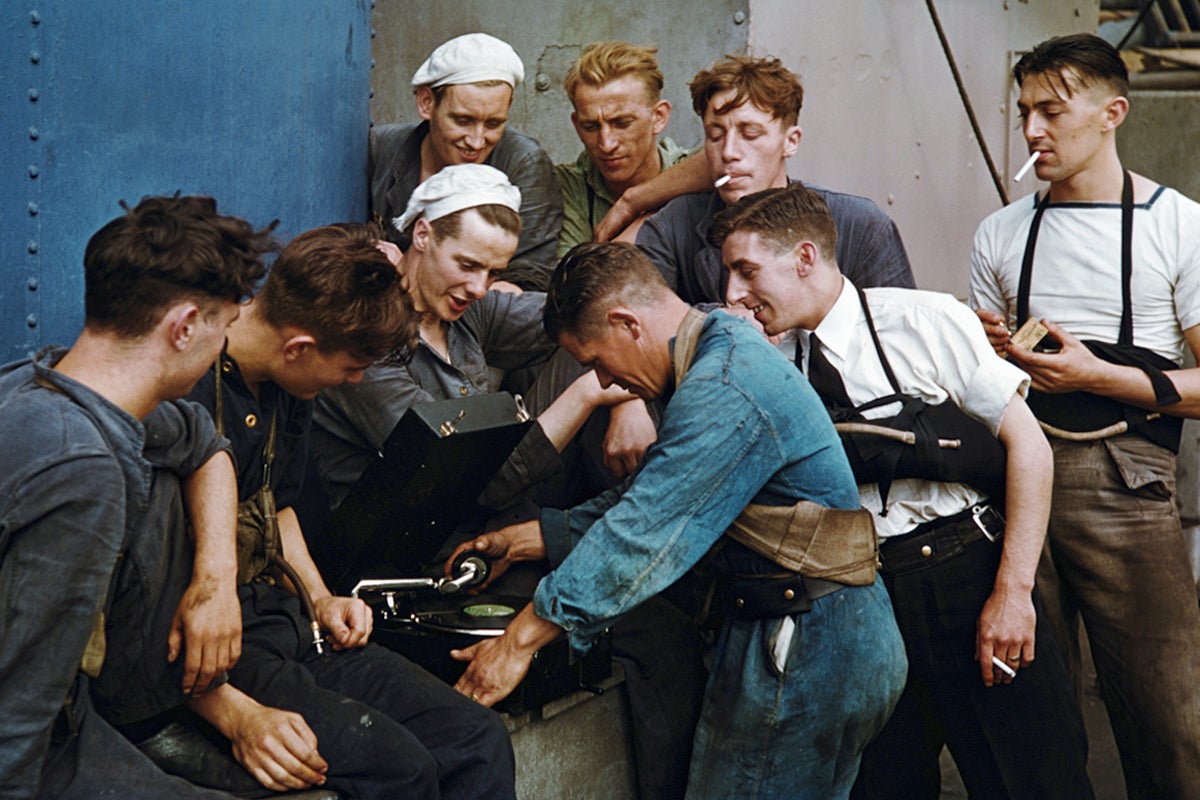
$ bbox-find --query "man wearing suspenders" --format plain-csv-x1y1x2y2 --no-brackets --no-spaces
713,184,1092,798
970,33,1200,798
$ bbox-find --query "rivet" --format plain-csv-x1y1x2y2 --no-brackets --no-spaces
370,26,376,38
887,194,895,205
535,73,551,92
31,10,41,25
783,588,795,600
733,10,746,24
26,314,38,328
27,241,38,254
920,544,933,557
27,202,39,215
28,277,39,291
369,88,375,99
28,88,39,102
28,127,39,140
30,51,41,64
370,58,376,69
28,165,39,178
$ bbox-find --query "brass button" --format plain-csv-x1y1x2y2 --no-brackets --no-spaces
735,597,745,609
459,386,469,396
245,413,258,428
221,360,233,374
920,544,933,557
783,589,795,600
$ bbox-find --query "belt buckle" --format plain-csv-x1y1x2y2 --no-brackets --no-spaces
971,504,999,542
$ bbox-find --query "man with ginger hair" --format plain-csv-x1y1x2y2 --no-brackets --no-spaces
633,54,914,306
555,41,692,256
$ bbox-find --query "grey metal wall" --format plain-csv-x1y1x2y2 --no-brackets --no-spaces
370,0,750,164
0,1,372,363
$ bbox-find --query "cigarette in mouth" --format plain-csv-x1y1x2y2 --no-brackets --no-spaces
714,174,732,188
1013,152,1040,182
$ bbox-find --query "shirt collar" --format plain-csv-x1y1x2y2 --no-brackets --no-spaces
578,138,674,203
806,277,862,362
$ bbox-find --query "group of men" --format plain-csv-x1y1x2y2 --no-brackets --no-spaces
2,26,1199,800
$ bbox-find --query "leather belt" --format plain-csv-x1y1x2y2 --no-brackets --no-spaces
726,572,845,619
878,504,1004,576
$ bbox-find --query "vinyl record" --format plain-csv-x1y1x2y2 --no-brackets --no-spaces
407,594,527,636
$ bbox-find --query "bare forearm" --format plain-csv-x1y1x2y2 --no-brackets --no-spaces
184,451,238,584
276,507,331,603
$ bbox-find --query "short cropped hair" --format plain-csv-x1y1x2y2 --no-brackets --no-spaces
709,184,839,259
689,55,803,124
1013,33,1129,98
563,41,664,105
258,223,417,362
83,194,273,338
544,242,669,340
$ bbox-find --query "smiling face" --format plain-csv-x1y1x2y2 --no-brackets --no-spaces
408,209,519,322
1017,67,1124,189
418,82,513,169
722,229,816,335
702,90,801,205
571,74,669,195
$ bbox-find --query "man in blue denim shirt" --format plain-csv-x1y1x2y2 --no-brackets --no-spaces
451,242,907,799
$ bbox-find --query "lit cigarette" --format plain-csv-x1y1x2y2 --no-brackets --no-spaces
1013,152,1040,182
714,174,732,188
991,656,1017,678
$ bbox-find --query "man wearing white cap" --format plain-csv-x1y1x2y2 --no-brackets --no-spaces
316,164,642,512
369,33,563,291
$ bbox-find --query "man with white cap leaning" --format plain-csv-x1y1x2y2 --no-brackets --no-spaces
369,32,563,291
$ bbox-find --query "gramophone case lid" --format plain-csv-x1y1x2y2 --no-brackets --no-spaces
318,392,533,593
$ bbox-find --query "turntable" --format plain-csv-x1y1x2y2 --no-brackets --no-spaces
313,393,612,714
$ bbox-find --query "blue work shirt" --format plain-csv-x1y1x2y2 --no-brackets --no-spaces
0,347,226,795
534,311,861,653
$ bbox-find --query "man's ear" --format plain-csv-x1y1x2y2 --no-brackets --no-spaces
415,86,436,121
410,217,432,253
281,334,317,363
794,240,820,277
1102,95,1129,132
651,99,671,136
607,308,641,337
783,124,803,159
167,303,202,352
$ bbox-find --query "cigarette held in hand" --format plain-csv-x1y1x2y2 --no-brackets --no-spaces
1013,152,1040,182
714,174,732,188
991,656,1017,678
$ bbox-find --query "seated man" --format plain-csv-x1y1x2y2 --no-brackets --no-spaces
634,55,915,303
451,241,908,800
555,41,691,256
0,195,275,799
181,222,515,799
712,184,1093,799
370,32,562,291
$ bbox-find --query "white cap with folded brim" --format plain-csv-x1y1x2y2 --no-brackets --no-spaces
393,164,522,235
411,32,525,89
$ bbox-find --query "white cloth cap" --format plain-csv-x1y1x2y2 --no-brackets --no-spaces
393,164,522,234
411,33,524,89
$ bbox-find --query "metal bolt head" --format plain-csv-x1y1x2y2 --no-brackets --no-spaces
535,73,551,92
26,315,38,328
31,10,42,25
733,10,746,24
27,241,38,254
28,277,39,291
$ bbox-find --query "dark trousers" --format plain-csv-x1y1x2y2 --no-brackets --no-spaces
37,681,234,800
611,597,707,800
232,584,514,800
852,529,1093,800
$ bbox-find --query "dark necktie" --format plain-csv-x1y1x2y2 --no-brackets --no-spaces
805,334,854,416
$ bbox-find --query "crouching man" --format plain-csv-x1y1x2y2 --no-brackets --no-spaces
449,241,907,799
